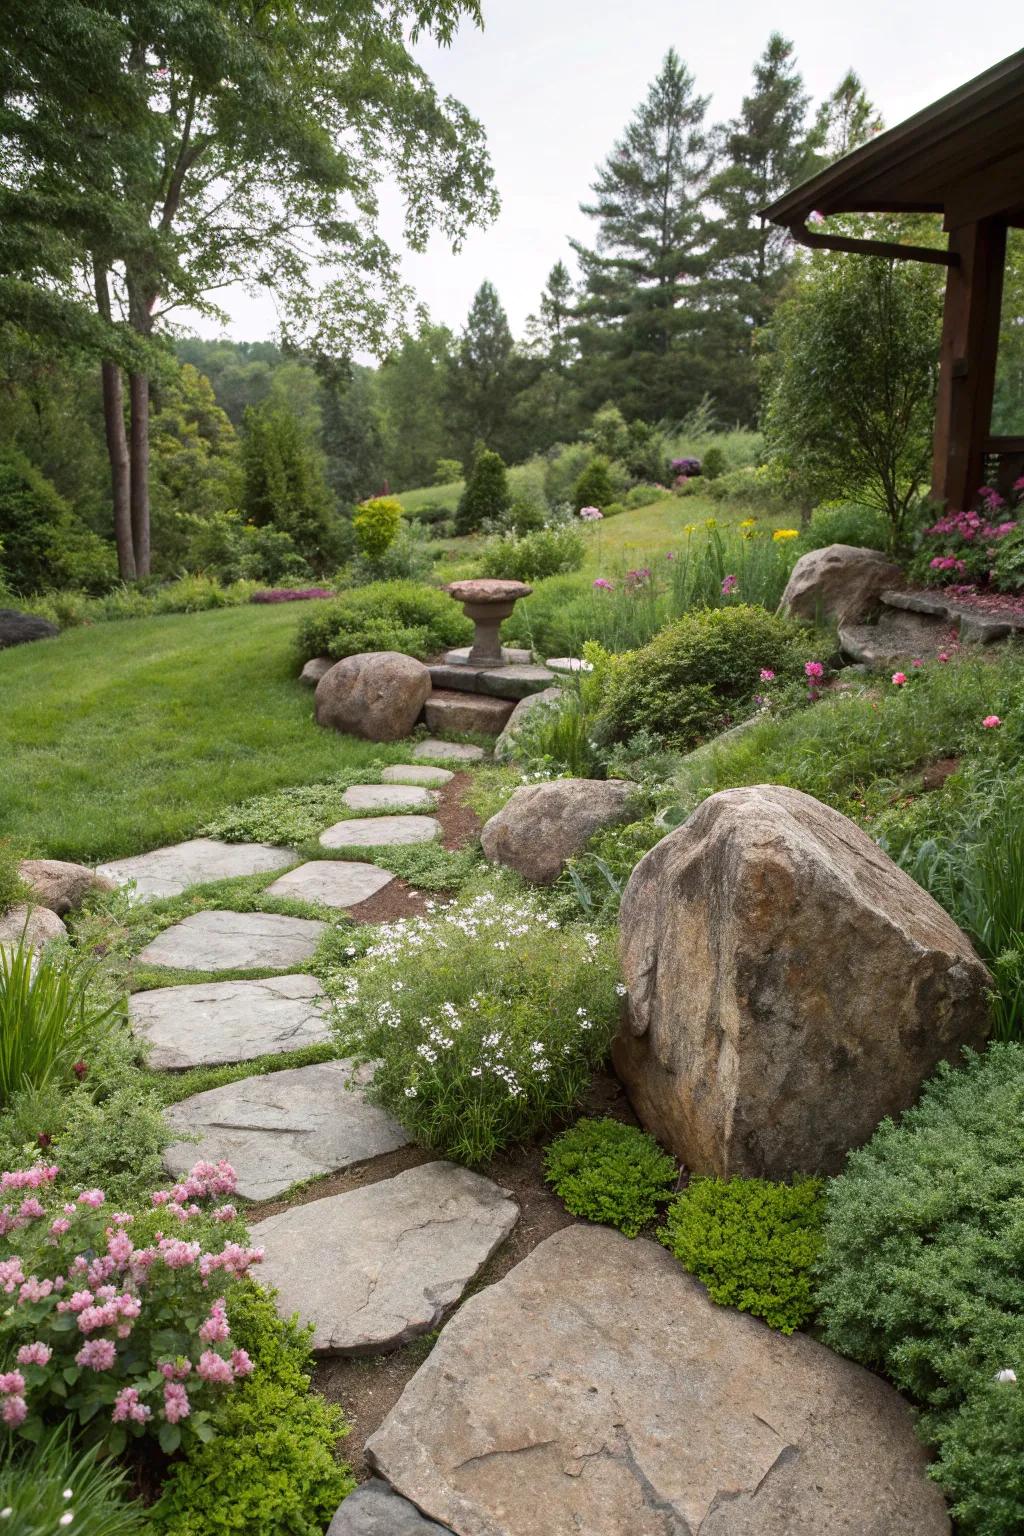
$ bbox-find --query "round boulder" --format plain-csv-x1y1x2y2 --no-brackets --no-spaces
315,652,431,742
615,784,991,1178
481,778,635,885
778,544,903,626
299,654,334,688
19,859,114,915
494,687,565,761
0,609,59,649
0,904,68,952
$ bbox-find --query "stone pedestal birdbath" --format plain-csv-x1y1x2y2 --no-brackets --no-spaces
445,579,532,668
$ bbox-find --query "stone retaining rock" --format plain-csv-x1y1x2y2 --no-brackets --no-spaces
299,655,334,687
493,686,564,761
0,905,67,953
18,859,114,915
423,691,514,737
163,1060,410,1198
253,1161,518,1355
328,1481,451,1535
129,974,329,1069
0,609,59,649
481,778,635,884
616,784,991,1177
366,1224,951,1536
779,544,903,625
316,652,431,742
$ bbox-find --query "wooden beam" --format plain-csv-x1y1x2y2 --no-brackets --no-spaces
944,147,1024,227
931,218,1008,507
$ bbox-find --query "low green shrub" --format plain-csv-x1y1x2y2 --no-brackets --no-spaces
0,840,25,917
456,449,510,534
700,444,726,480
0,1425,145,1534
622,484,672,509
294,580,471,663
703,463,794,512
0,940,118,1108
659,1176,825,1334
150,1282,352,1535
573,454,616,512
328,890,619,1165
544,1117,677,1236
801,500,891,552
598,604,811,750
478,526,584,582
817,1045,1024,1533
352,496,403,564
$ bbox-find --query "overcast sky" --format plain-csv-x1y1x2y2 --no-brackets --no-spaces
186,2,1020,348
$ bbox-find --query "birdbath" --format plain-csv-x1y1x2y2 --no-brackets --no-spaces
445,578,532,667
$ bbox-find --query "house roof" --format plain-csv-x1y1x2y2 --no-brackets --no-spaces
763,49,1024,231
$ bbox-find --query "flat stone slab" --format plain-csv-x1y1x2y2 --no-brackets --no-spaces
341,784,437,811
129,974,328,1070
264,860,394,909
135,909,325,972
445,646,532,666
839,610,951,666
427,662,556,701
328,1481,450,1536
96,838,297,901
163,1060,411,1199
545,655,593,674
424,691,514,736
381,765,454,787
253,1161,518,1355
319,816,440,850
366,1225,951,1536
412,739,485,763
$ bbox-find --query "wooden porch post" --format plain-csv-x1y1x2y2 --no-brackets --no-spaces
931,217,1007,508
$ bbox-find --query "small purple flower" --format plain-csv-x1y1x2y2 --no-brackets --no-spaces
592,578,614,591
721,574,738,596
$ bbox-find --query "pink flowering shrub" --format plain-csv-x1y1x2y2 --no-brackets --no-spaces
0,1161,261,1455
911,484,1024,591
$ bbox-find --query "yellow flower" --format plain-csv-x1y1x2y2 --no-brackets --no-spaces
773,528,800,541
704,517,718,530
683,522,698,535
739,518,756,528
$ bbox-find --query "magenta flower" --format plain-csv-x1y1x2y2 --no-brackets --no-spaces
938,651,950,662
759,668,775,682
164,1381,191,1423
1,1396,26,1427
804,661,824,681
0,1372,25,1397
592,577,614,591
721,574,739,596
892,672,908,686
112,1386,151,1424
77,1188,104,1208
199,1298,230,1345
231,1347,254,1378
76,1338,117,1371
197,1350,234,1385
911,658,923,669
16,1342,51,1367
982,714,1002,728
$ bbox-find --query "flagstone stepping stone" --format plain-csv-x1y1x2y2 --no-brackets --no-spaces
381,765,454,788
327,1481,450,1536
366,1225,951,1536
412,739,485,763
340,784,437,811
319,816,440,850
253,1161,518,1355
265,861,394,909
546,655,593,674
135,909,325,972
163,1060,411,1199
96,838,297,902
424,690,514,736
129,974,328,1070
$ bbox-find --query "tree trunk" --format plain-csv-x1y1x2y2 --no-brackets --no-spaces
128,370,151,578
93,261,136,580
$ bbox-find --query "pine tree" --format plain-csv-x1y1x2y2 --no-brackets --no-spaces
571,49,712,422
516,262,584,450
525,262,578,374
702,34,817,420
317,362,385,507
376,323,455,489
813,70,883,164
446,282,518,463
241,401,338,572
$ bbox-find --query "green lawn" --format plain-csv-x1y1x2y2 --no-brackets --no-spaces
0,603,399,863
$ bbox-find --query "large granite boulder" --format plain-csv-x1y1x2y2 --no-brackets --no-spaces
19,859,114,915
493,686,564,761
0,904,67,953
367,1224,950,1536
615,785,991,1178
299,654,334,687
315,652,431,742
778,544,902,625
481,778,635,884
0,610,59,649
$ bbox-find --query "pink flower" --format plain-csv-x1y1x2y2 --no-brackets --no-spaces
0,1372,26,1396
0,1166,58,1192
199,1298,230,1344
211,1204,237,1222
231,1348,254,1379
911,658,923,669
106,1232,134,1267
112,1386,151,1424
76,1338,116,1371
159,1360,192,1382
721,574,739,596
197,1350,234,1385
18,1197,45,1221
804,661,824,681
938,651,950,663
1,1396,26,1427
18,1277,53,1304
592,578,614,591
1013,475,1024,493
578,506,603,521
163,1381,191,1423
983,715,1001,728
892,672,908,686
50,1217,71,1237
759,668,775,682
16,1342,51,1367
77,1188,105,1209
0,1259,25,1294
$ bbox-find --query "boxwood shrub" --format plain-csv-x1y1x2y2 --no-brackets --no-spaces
544,1117,677,1237
295,580,472,663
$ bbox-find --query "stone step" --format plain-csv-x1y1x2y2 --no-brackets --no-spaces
381,764,454,787
423,691,515,737
253,1161,518,1355
136,909,325,972
265,860,394,908
881,586,1024,642
319,815,440,850
340,784,437,812
411,739,485,763
163,1060,411,1200
838,607,954,666
426,660,556,701
97,838,297,902
129,973,329,1070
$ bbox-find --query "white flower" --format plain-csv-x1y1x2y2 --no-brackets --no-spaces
60,1518,74,1529
615,983,628,997
345,946,356,957
470,1067,482,1078
0,1512,13,1521
404,1086,417,1098
994,1368,1018,1384
63,1492,73,1501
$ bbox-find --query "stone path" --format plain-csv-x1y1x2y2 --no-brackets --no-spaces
129,974,329,1069
319,815,440,850
163,1060,411,1198
97,837,297,900
412,738,485,763
136,909,325,971
265,861,394,908
341,784,437,812
380,764,453,787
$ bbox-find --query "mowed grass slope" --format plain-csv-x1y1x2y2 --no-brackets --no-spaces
0,604,393,863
